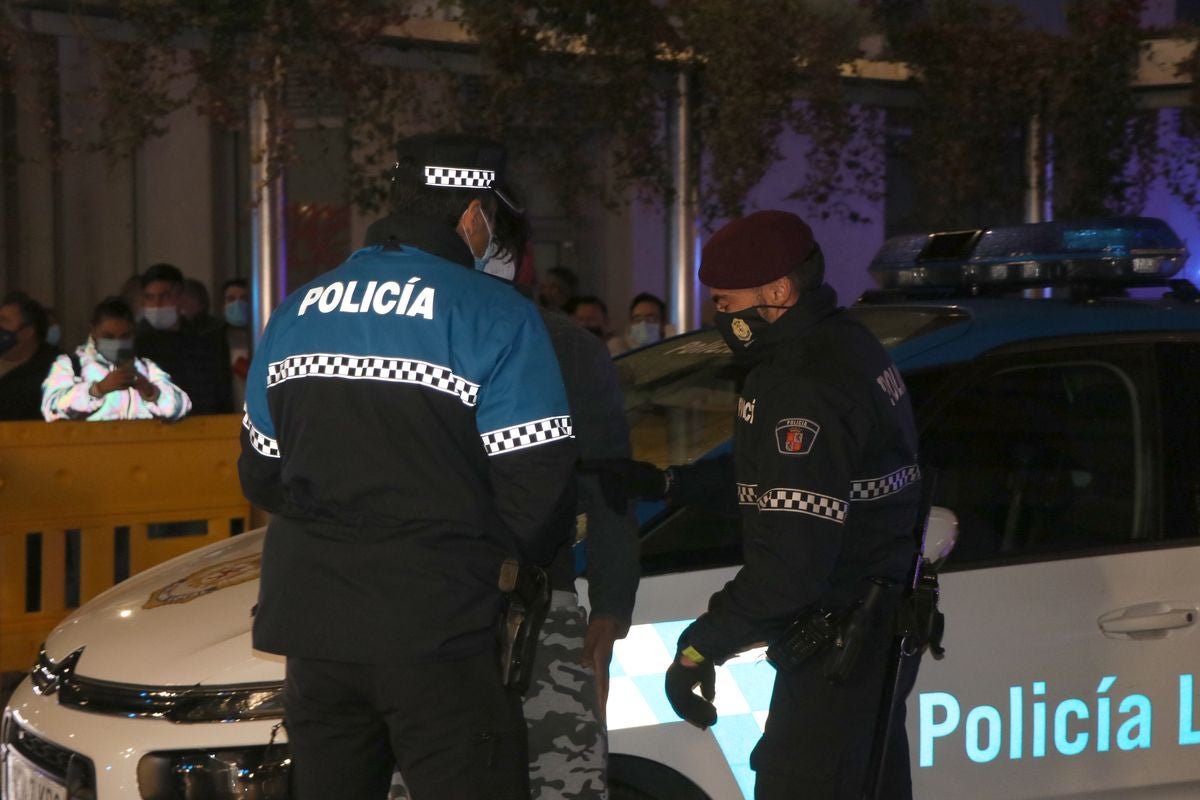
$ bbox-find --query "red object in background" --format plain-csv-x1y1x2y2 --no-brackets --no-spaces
287,203,351,293
515,241,537,288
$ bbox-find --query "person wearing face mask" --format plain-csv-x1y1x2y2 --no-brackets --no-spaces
608,292,675,356
0,291,61,420
221,278,251,410
240,133,577,800
135,263,233,415
584,211,922,799
41,297,190,422
677,211,923,799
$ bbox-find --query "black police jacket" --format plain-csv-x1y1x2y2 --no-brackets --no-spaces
239,215,577,664
681,284,920,662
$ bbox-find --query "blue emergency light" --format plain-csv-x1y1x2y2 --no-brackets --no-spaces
869,217,1189,291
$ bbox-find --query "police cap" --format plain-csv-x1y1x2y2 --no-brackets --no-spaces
392,133,522,213
699,210,817,289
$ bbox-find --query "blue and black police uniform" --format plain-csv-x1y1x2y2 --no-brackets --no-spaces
239,201,577,799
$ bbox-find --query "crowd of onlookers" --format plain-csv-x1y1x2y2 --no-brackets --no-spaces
0,263,250,423
535,265,674,356
0,261,666,424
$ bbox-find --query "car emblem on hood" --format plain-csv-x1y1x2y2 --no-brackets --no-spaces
144,553,262,609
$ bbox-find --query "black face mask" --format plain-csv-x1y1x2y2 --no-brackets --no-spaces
713,305,790,358
585,326,605,338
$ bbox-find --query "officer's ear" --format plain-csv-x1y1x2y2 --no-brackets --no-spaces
764,275,793,305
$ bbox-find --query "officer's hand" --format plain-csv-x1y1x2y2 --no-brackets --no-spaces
578,458,668,511
664,657,717,730
582,616,623,717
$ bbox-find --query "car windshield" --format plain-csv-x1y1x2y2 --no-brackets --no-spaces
618,307,965,467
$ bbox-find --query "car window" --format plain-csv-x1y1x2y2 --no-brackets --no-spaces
1158,342,1200,542
618,330,741,468
923,346,1151,568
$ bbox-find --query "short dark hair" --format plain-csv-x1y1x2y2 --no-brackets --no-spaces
221,277,248,293
141,262,184,289
1,290,48,341
629,292,666,317
565,295,607,316
181,278,211,313
91,296,135,327
490,186,528,264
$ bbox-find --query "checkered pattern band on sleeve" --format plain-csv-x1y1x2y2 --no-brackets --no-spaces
242,413,280,459
850,464,921,501
480,415,573,456
424,165,495,189
267,353,480,407
757,488,848,523
737,483,758,505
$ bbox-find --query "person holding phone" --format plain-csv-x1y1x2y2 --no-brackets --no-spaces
41,297,191,422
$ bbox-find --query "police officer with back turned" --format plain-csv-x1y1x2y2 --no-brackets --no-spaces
238,134,577,800
662,211,921,799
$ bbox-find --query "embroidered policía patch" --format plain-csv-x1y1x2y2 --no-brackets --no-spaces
775,418,819,455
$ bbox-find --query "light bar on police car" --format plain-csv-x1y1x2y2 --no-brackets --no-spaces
869,217,1189,290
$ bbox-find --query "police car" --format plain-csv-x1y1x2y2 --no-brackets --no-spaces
5,217,1200,799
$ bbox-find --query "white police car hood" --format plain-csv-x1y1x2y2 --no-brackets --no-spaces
42,528,282,686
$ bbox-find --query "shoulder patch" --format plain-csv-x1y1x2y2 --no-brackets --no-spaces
775,418,820,455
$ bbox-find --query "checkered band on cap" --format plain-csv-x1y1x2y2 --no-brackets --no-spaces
481,416,573,456
757,487,848,523
424,165,495,189
850,464,921,502
737,483,758,505
267,353,480,407
242,413,280,459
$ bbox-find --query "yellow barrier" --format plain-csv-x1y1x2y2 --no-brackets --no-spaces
0,415,250,671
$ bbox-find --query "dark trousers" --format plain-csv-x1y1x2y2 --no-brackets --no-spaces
752,609,919,800
284,651,530,800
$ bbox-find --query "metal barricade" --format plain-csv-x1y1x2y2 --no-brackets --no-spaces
0,415,249,671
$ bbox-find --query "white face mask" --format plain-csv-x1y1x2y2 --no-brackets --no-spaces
143,305,178,331
628,320,662,348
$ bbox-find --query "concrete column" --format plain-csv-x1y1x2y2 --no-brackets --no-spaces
56,36,135,346
5,39,57,305
248,66,288,341
136,56,215,291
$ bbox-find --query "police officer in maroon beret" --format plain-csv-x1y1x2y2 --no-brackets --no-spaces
663,210,923,798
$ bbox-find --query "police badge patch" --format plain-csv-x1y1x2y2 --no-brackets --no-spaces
775,418,820,455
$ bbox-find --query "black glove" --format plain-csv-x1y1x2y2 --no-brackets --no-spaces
577,458,668,512
664,659,717,729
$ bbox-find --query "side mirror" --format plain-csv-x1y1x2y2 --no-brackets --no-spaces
922,506,958,568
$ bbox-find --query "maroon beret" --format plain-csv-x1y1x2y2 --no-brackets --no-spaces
698,210,816,289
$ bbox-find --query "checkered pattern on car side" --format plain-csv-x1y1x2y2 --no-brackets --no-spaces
737,483,758,505
423,165,495,188
266,353,480,407
756,488,848,523
480,416,573,456
850,464,921,501
242,412,280,458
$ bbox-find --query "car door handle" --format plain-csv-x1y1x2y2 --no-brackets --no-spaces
1098,602,1198,640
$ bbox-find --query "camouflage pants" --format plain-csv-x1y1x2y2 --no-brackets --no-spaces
390,595,608,800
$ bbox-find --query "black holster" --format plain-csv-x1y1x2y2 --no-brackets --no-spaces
496,560,551,695
765,579,893,683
